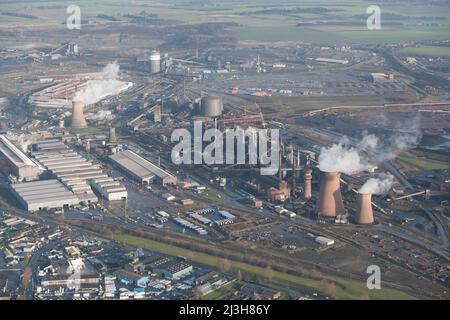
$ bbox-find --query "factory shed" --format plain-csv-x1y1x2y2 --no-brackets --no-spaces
109,150,177,186
315,236,335,246
31,140,107,203
149,257,193,280
10,179,79,212
90,177,128,201
0,135,40,181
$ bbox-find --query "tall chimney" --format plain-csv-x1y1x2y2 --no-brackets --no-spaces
317,171,345,217
109,126,117,144
71,100,87,128
304,168,312,200
355,193,374,224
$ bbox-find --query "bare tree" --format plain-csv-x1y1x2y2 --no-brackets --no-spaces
193,286,204,300
319,279,339,300
217,258,231,273
264,266,273,283
237,269,242,282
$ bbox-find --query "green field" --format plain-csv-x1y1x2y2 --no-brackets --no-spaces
237,26,344,43
113,234,414,300
2,0,449,45
400,46,450,58
397,154,450,170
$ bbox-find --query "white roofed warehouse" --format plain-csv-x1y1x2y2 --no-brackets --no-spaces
90,177,128,201
10,179,79,212
109,150,177,186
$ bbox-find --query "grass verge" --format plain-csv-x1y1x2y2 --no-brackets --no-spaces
113,234,414,300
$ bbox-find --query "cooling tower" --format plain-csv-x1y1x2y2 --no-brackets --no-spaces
317,171,345,217
71,100,87,128
201,96,223,117
304,169,312,200
355,193,374,224
150,50,161,74
109,126,117,144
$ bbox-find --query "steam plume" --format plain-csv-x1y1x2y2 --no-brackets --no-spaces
74,61,125,105
318,114,422,173
359,173,395,195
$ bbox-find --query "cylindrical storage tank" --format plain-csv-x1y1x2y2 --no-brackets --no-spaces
317,171,345,218
304,169,312,200
200,96,223,117
71,100,87,128
355,193,374,224
150,50,161,74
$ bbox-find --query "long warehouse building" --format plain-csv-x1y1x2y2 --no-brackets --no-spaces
10,179,79,212
31,140,127,202
109,150,177,186
0,135,40,181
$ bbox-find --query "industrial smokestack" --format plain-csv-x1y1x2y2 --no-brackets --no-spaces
355,193,374,224
109,126,117,144
304,169,312,200
317,171,345,217
71,100,87,128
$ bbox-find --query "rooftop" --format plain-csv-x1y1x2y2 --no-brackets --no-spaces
109,150,174,180
0,135,37,167
10,179,79,205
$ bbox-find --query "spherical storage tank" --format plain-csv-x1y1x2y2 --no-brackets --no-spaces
200,96,223,117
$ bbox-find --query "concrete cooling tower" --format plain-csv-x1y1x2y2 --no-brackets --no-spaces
71,100,87,128
317,171,345,218
304,169,312,200
355,193,374,224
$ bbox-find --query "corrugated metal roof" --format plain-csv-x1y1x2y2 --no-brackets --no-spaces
110,150,174,180
11,179,78,205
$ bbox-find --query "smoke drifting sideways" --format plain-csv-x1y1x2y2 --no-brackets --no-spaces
74,62,125,106
318,115,422,174
359,173,395,195
17,134,33,153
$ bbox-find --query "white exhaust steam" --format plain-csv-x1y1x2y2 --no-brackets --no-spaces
359,173,395,195
74,61,125,106
318,115,422,174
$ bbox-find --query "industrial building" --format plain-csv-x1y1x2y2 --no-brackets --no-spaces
149,257,193,280
90,177,128,201
0,135,40,181
28,77,133,109
314,236,335,246
31,139,120,203
109,150,177,186
10,179,79,212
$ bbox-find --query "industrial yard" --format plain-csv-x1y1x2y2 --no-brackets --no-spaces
0,0,449,303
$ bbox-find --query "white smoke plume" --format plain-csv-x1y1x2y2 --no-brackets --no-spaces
17,134,34,152
359,173,395,195
318,141,369,174
318,114,422,173
74,61,125,106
